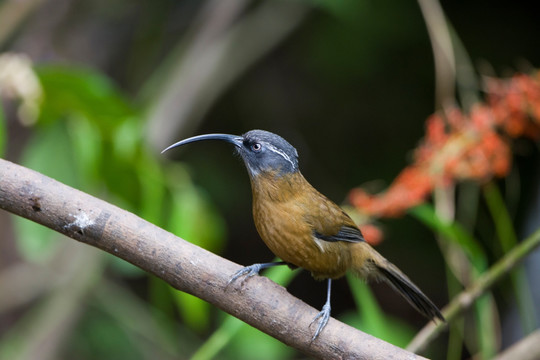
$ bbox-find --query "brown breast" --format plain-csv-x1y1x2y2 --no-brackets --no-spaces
249,171,353,280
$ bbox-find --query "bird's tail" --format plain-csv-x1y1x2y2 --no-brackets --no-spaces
351,243,445,322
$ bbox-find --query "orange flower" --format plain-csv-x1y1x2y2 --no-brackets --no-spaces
350,166,434,218
426,114,448,146
349,71,540,221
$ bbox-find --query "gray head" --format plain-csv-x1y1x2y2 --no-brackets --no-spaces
162,129,299,177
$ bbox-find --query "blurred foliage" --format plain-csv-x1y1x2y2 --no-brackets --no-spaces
1,64,230,358
0,0,539,359
343,274,415,347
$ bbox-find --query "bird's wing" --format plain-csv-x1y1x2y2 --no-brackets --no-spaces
313,225,365,243
300,182,365,244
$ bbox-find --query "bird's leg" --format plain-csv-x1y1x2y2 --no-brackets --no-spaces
310,278,332,341
228,261,287,287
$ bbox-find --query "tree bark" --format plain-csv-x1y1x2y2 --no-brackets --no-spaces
0,158,426,360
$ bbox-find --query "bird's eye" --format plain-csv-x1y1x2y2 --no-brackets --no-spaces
251,143,262,152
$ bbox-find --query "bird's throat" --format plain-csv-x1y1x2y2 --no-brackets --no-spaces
250,171,305,203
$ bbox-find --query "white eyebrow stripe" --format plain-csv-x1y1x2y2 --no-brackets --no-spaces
266,144,296,170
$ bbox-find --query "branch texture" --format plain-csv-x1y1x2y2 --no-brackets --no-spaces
0,158,425,360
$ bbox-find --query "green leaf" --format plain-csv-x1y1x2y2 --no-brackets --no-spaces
409,204,487,272
136,153,168,225
171,291,210,333
67,116,103,187
191,316,244,360
167,171,226,253
410,203,499,356
223,321,294,360
483,182,537,334
36,65,135,131
474,294,498,360
483,182,518,253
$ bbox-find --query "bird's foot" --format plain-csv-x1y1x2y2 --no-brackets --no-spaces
227,262,286,288
310,303,331,342
227,263,266,287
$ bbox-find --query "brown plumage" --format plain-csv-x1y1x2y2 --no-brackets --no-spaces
251,168,444,322
251,170,355,280
163,129,445,341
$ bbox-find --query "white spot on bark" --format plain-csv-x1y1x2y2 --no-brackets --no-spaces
71,212,94,229
64,211,95,235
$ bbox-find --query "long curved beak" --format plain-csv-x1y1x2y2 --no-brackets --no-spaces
161,133,243,154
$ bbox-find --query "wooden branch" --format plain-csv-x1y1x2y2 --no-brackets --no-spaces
492,330,540,360
0,158,426,360
407,226,540,353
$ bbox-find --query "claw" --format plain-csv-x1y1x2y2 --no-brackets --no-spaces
310,303,331,341
227,264,263,287
227,262,287,288
309,278,333,342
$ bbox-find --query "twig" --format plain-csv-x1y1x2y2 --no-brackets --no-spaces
492,330,540,360
416,0,456,108
0,158,425,360
407,226,540,353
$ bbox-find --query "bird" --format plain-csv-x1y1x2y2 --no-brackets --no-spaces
162,129,444,341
